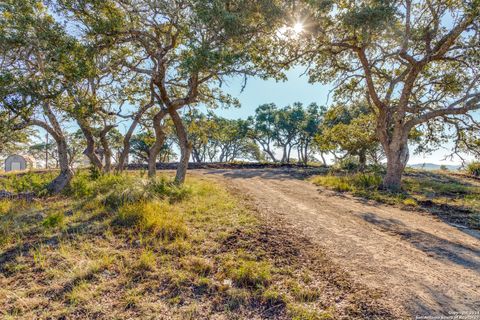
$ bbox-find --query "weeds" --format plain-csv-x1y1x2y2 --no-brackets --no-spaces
181,256,213,276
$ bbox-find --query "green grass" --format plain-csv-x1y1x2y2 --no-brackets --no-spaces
0,171,400,319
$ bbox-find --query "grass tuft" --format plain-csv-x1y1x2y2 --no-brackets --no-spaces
115,201,187,240
0,200,12,215
182,256,213,276
228,259,272,289
137,249,156,271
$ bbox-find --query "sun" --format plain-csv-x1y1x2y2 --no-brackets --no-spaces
276,21,304,39
292,22,304,35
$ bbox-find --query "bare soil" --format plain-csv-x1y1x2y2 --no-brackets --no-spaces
199,168,480,317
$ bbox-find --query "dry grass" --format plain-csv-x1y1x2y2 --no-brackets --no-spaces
0,172,401,319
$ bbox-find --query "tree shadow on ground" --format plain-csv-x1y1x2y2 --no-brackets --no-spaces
203,167,324,181
360,212,480,272
0,214,106,274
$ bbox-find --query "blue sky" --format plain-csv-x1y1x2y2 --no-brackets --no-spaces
204,66,329,119
198,67,467,166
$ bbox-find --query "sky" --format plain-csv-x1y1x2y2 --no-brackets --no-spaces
199,67,467,166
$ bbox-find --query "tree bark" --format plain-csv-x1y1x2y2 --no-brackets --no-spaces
117,119,140,172
148,109,168,178
46,135,73,194
78,122,103,171
382,136,409,191
358,150,367,172
170,108,192,185
320,152,327,166
99,125,115,173
30,108,73,194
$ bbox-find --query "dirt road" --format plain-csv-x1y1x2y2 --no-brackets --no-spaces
200,168,480,317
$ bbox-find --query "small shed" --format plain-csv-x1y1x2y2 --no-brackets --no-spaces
4,155,33,172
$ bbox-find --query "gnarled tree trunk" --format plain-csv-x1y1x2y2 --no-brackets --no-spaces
117,103,152,172
99,125,115,173
31,105,73,194
170,108,192,185
47,137,74,194
78,122,103,171
148,109,168,178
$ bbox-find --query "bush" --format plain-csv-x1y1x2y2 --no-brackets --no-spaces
67,173,191,209
353,174,382,190
67,172,93,198
402,198,418,207
147,177,191,203
0,172,55,193
332,158,360,172
115,201,188,240
42,212,65,229
467,162,480,177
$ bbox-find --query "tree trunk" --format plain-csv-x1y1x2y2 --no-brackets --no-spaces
170,108,191,185
99,126,114,173
320,152,327,166
79,122,103,171
47,137,73,194
303,142,309,165
117,119,140,172
382,137,409,191
281,145,287,163
358,150,367,172
148,110,168,178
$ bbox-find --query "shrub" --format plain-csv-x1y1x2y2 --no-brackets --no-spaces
115,201,188,240
147,177,191,203
311,176,353,192
0,172,54,193
229,260,272,289
467,162,480,177
332,158,360,172
68,172,93,198
261,288,286,307
469,213,480,229
42,212,65,229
